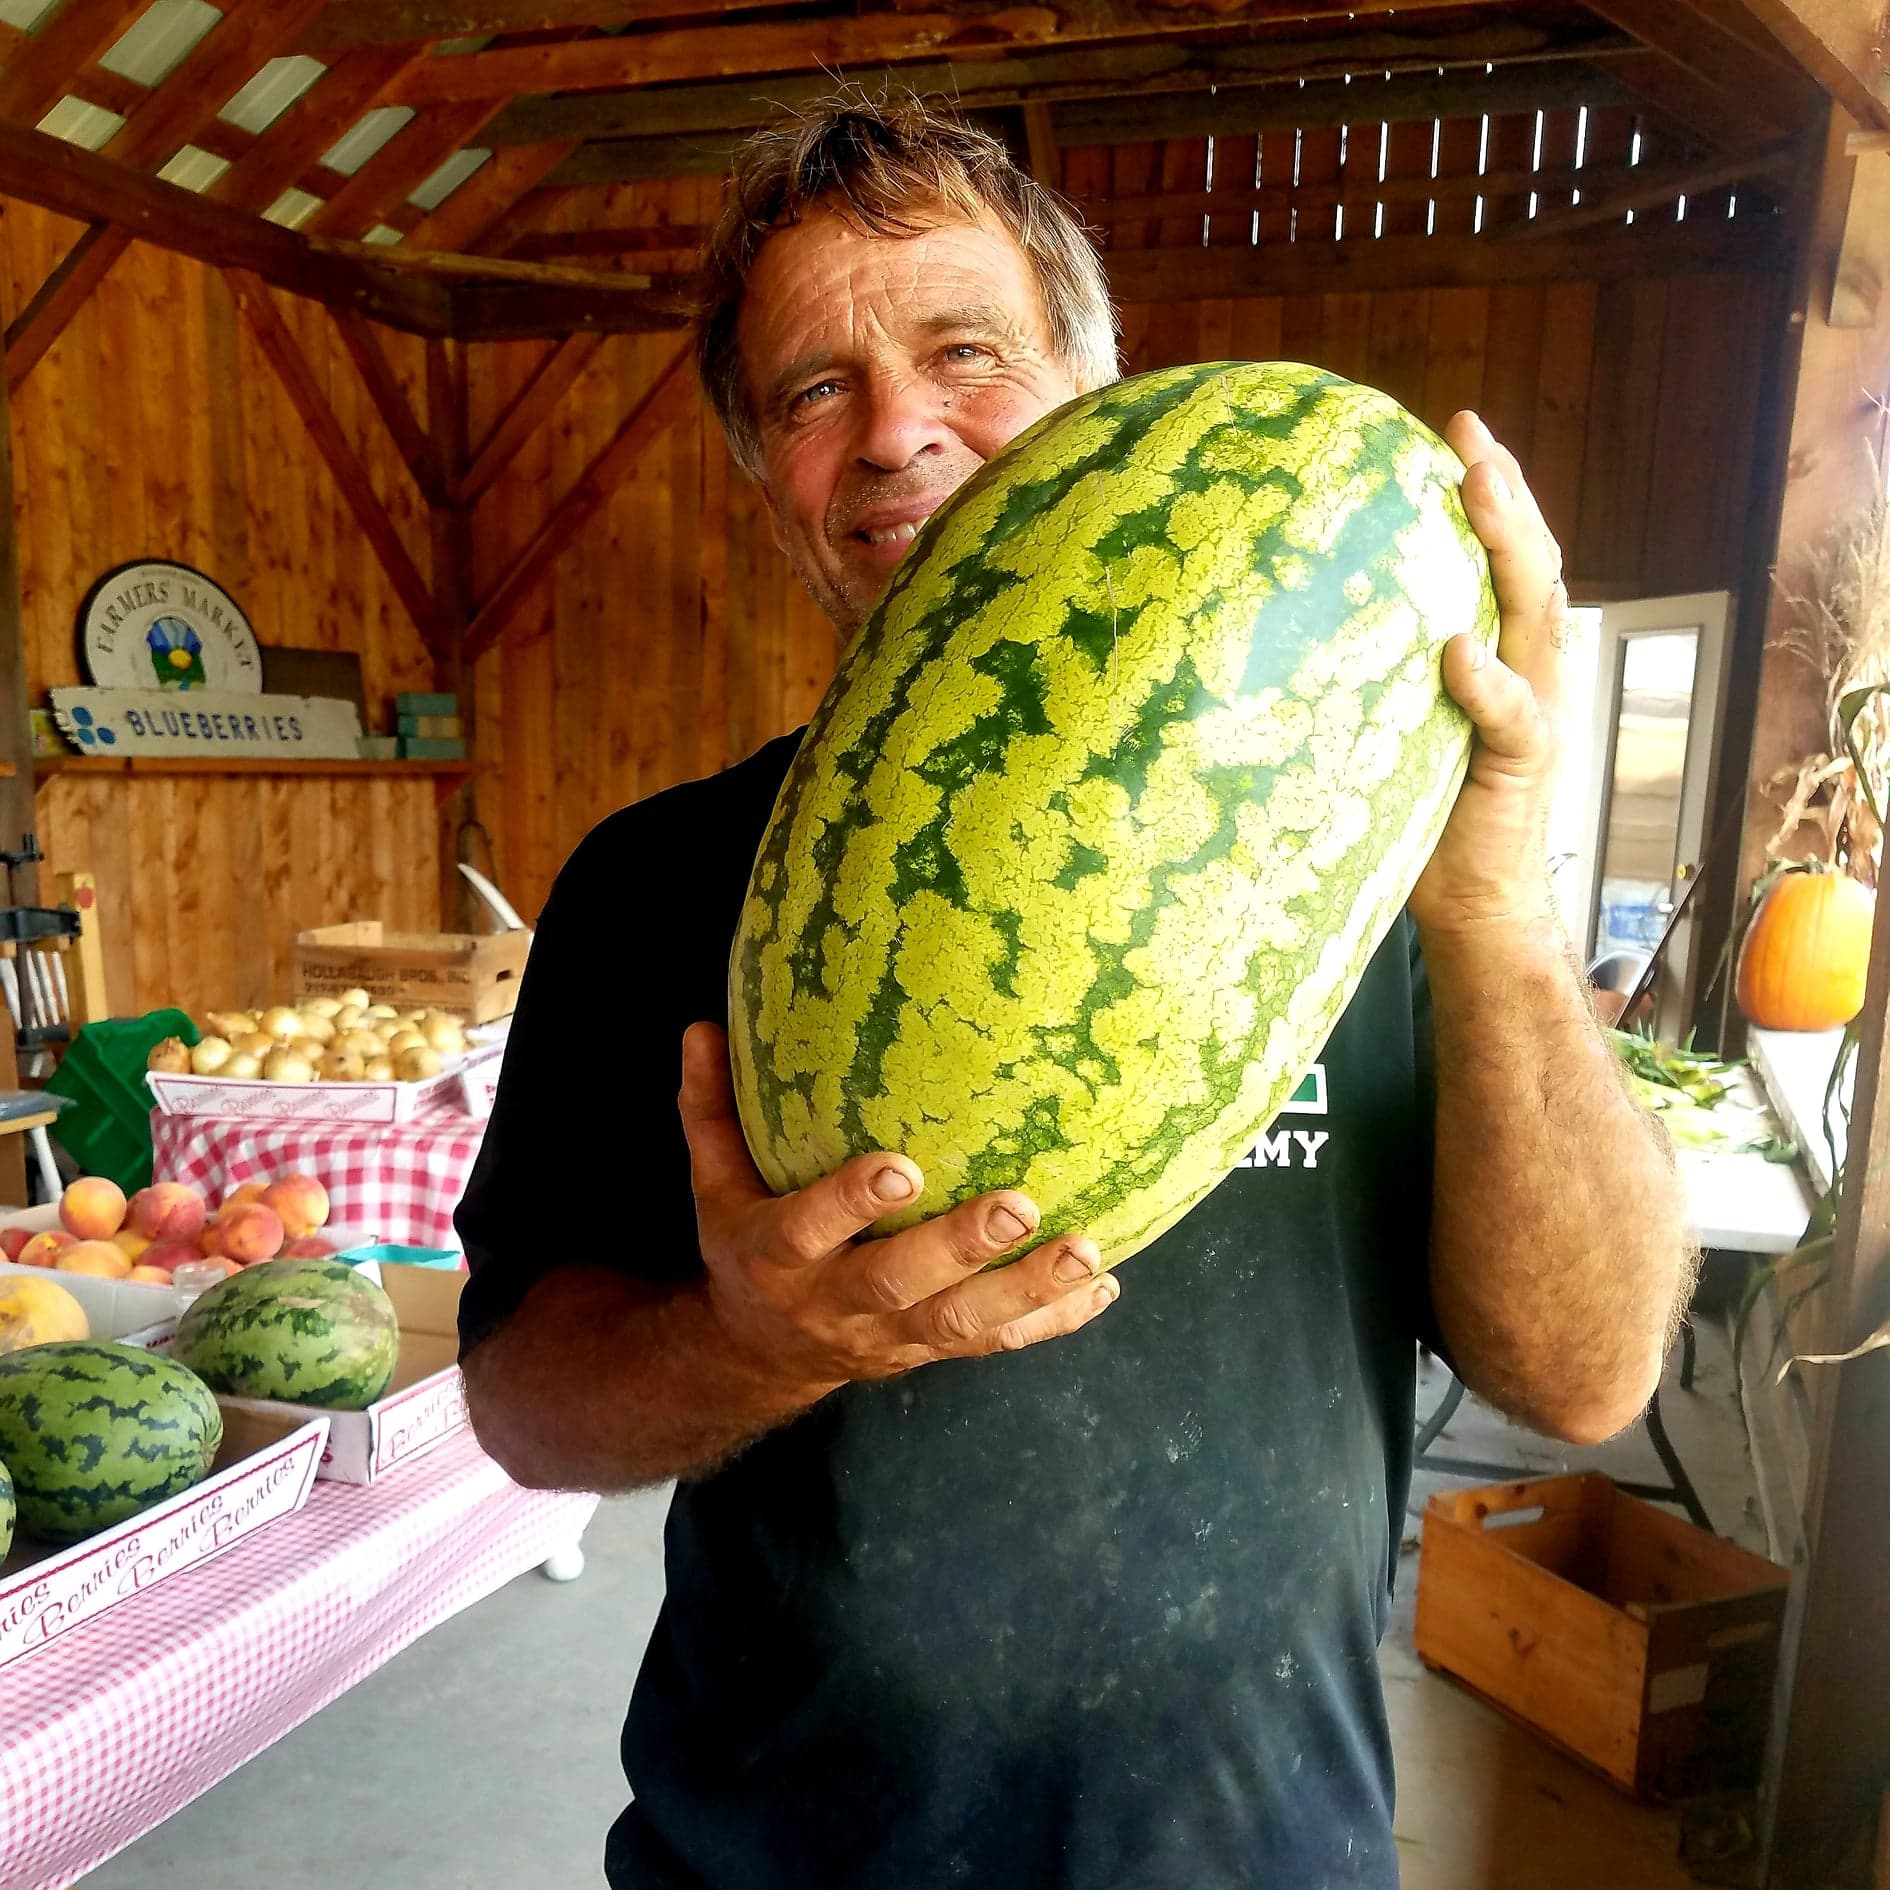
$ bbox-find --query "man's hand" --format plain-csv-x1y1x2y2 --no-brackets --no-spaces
680,1022,1119,1397
1409,410,1571,942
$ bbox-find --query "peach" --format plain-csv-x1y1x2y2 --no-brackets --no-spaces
200,1224,228,1259
139,1239,205,1274
17,1230,76,1268
220,1203,284,1265
112,1228,152,1263
281,1234,338,1259
60,1177,127,1241
129,1265,175,1285
219,1181,270,1219
57,1240,132,1279
0,1227,30,1261
128,1182,207,1245
261,1174,330,1240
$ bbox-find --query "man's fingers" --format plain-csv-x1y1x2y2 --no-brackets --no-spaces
1445,410,1570,713
979,1270,1121,1357
763,1149,925,1271
841,1189,1042,1312
678,1022,772,1226
1440,637,1549,770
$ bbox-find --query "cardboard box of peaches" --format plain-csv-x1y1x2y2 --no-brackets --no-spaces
2,1176,467,1485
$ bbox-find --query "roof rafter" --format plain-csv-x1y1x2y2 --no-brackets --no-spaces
307,99,501,237
1726,0,1890,130
296,0,781,52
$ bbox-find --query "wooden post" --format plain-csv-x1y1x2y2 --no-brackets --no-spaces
1761,860,1890,1882
426,338,477,933
0,337,38,905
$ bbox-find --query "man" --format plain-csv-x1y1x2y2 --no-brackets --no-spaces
457,95,1694,1890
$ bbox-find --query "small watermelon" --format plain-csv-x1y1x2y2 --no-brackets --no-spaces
732,361,1496,1267
0,1342,221,1543
173,1258,398,1410
0,1456,13,1562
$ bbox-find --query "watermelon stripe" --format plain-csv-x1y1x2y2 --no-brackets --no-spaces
731,362,1495,1266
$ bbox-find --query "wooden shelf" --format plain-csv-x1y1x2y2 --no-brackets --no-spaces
33,756,476,782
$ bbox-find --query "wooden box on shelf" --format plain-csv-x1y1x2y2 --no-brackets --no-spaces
294,921,529,1024
1415,1473,1790,1801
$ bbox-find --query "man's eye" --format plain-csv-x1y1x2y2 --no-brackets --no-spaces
943,344,990,363
792,380,841,410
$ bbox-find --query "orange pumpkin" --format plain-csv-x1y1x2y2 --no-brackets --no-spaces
1735,867,1877,1032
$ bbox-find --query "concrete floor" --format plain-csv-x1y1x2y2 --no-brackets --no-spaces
87,1317,1766,1890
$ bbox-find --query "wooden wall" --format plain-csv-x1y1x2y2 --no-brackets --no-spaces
1,183,1780,1016
0,198,446,1018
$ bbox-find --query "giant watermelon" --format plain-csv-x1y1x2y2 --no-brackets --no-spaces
0,1342,221,1542
731,362,1496,1267
0,1456,13,1562
173,1258,398,1410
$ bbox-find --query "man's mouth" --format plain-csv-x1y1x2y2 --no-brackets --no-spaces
856,520,925,548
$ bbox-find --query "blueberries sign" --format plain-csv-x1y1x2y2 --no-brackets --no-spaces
51,688,364,760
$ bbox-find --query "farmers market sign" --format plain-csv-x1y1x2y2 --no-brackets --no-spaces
78,560,262,693
50,688,363,760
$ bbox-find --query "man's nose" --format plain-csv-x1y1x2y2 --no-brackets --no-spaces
852,373,950,473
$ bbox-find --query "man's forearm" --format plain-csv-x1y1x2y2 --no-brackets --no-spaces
462,1265,837,1491
1421,914,1697,1444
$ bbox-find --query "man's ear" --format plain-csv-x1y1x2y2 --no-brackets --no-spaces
757,480,791,557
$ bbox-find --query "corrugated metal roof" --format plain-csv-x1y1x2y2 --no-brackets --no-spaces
263,185,323,229
410,146,490,211
219,54,324,135
36,95,124,150
321,105,412,177
98,0,222,88
159,142,229,192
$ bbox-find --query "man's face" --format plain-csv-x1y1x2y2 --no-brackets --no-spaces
737,204,1088,632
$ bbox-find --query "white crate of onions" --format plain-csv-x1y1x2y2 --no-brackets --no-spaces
146,990,502,1125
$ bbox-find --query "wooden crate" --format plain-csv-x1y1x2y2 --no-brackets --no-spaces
1415,1474,1790,1801
294,922,529,1023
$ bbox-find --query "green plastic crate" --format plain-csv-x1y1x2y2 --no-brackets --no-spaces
46,1009,198,1194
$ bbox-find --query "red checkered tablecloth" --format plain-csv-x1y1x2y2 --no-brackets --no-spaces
0,1430,597,1890
150,1104,487,1252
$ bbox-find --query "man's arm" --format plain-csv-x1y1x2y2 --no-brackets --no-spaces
1413,413,1696,1445
463,1024,1118,1491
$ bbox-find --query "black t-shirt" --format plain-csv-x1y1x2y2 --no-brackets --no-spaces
457,730,1440,1890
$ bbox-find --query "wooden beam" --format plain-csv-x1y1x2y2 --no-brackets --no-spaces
316,235,660,291
1729,0,1890,132
509,227,711,260
465,345,692,662
424,336,476,931
1831,146,1890,323
457,332,604,503
331,307,442,504
2,221,126,387
297,0,784,51
307,100,501,239
485,11,1633,146
1600,45,1794,146
0,121,451,332
449,278,694,339
551,61,1642,182
100,0,331,172
0,0,144,125
1100,215,1785,300
226,269,444,654
406,139,576,253
1586,0,1820,115
1496,139,1796,238
212,46,420,213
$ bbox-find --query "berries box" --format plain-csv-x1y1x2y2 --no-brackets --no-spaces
0,1404,328,1671
147,1044,502,1126
207,1263,468,1486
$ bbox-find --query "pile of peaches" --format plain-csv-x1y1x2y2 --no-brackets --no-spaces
2,1173,337,1283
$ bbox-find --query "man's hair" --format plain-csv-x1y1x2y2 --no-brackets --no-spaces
693,90,1121,476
